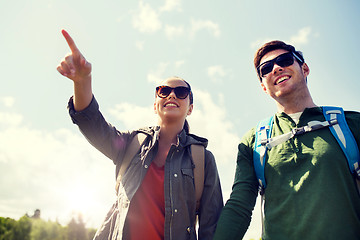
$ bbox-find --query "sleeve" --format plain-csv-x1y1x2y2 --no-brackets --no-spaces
213,129,259,240
68,95,133,165
197,150,224,240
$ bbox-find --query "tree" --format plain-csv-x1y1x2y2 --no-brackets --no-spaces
67,213,87,240
0,217,16,240
30,218,66,240
0,211,95,240
0,215,31,240
13,215,31,240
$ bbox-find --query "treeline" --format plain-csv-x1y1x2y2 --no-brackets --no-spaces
1,211,262,240
0,212,96,240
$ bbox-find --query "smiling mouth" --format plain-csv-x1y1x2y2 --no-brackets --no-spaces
276,76,290,85
164,103,178,107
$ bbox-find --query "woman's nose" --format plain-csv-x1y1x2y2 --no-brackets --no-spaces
167,89,176,98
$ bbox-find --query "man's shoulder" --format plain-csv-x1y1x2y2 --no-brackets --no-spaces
344,110,360,123
344,110,360,116
343,110,360,133
239,127,257,149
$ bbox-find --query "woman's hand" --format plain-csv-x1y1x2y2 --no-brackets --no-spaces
57,29,92,84
57,29,93,111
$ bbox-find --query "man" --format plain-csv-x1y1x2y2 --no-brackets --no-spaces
214,41,360,239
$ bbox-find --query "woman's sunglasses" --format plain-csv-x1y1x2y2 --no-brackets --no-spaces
257,52,303,78
156,86,191,99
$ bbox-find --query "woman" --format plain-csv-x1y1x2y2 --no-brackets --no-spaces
57,29,223,240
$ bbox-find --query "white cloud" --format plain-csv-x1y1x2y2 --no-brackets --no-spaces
159,0,182,12
1,96,15,107
147,62,170,84
131,2,220,42
146,61,187,84
175,60,185,69
164,24,184,40
289,27,312,46
250,38,273,49
190,19,221,38
108,103,157,129
251,27,312,49
189,89,239,165
207,65,227,83
0,110,115,228
132,1,162,33
0,112,23,127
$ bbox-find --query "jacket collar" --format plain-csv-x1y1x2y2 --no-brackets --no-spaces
277,106,323,119
138,126,208,148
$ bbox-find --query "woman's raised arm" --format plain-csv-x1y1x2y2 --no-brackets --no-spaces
57,29,93,111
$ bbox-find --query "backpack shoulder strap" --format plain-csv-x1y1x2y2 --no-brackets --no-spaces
191,144,205,212
115,132,147,193
253,115,274,194
253,116,274,236
322,106,360,184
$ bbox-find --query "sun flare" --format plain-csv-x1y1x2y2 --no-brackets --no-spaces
67,184,95,213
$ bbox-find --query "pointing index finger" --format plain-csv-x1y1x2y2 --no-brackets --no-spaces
61,29,79,54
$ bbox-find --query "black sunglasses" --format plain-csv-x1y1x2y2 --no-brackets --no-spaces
156,86,191,99
257,52,303,78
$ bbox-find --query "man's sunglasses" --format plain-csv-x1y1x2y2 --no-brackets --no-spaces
156,86,191,99
257,52,303,78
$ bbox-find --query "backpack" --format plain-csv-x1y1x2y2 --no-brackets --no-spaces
115,132,205,211
253,106,360,195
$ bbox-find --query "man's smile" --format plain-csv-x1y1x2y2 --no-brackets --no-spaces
275,75,290,85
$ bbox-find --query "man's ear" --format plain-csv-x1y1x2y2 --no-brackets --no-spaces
302,63,310,78
261,82,267,93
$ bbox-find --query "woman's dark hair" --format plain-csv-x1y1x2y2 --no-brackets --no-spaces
183,119,190,134
182,79,193,105
181,79,192,134
180,78,194,134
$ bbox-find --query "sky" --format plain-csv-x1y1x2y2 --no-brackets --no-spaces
0,0,359,239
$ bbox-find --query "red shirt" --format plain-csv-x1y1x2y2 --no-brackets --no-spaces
127,163,165,240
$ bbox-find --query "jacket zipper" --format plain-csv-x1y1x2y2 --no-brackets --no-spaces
168,146,176,240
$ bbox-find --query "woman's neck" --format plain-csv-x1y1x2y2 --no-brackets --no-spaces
157,121,184,145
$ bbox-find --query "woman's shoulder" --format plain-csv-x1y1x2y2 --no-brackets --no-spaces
186,132,208,147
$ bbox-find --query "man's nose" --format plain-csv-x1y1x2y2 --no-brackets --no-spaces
272,64,284,74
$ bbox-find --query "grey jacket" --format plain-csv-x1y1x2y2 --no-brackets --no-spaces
68,96,223,240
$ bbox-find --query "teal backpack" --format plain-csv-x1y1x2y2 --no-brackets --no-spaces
253,106,360,195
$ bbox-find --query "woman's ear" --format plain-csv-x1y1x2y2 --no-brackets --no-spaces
154,102,158,114
187,104,193,116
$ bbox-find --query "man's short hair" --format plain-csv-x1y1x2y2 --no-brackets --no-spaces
254,40,305,80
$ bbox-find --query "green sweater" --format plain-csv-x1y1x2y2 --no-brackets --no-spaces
214,107,360,240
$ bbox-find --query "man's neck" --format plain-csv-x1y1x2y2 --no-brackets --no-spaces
276,95,317,114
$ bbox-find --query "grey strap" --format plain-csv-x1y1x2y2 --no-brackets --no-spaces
115,133,147,194
191,144,205,212
327,109,347,147
263,119,338,150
